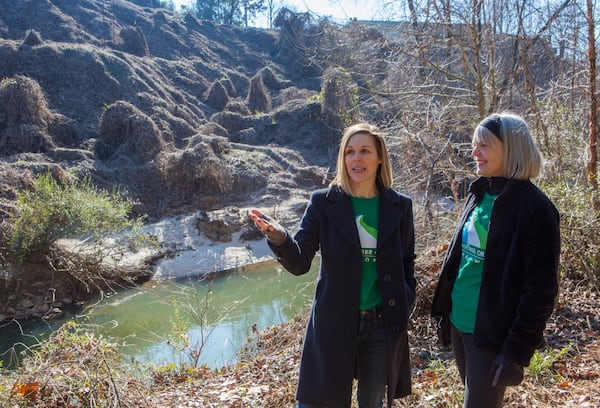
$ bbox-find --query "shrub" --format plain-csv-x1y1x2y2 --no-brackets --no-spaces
246,73,271,113
542,181,600,287
0,76,55,155
96,100,165,162
119,26,148,56
320,66,359,147
22,29,43,47
3,321,147,407
204,80,230,110
6,172,144,263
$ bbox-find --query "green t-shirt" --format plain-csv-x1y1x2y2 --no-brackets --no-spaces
450,192,497,333
351,196,382,310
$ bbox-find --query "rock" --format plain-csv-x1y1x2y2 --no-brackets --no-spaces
45,307,64,319
19,298,35,309
61,298,73,306
200,219,234,242
32,303,49,318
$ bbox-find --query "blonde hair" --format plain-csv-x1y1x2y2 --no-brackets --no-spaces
330,122,393,195
473,112,542,180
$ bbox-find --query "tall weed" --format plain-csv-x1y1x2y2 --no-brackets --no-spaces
527,343,576,381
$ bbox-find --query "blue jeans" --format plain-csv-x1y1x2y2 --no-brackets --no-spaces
297,309,388,408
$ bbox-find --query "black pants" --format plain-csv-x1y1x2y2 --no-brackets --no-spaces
451,323,506,408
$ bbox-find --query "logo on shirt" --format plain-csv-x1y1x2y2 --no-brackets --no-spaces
356,215,377,263
461,210,487,262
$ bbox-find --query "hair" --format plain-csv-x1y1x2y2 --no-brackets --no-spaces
473,112,542,180
329,122,393,195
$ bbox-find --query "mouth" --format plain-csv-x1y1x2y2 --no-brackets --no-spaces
352,167,367,173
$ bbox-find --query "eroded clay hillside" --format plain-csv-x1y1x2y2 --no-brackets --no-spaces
0,0,331,220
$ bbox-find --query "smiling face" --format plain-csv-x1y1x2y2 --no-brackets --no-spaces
472,130,505,177
344,132,382,196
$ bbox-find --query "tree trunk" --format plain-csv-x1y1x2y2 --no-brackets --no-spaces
587,0,598,192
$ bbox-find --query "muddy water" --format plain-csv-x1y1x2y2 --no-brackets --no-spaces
0,260,318,369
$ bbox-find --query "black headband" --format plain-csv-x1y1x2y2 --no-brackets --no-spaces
480,115,502,141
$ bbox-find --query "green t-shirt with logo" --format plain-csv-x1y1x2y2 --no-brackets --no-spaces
351,196,382,310
450,192,497,333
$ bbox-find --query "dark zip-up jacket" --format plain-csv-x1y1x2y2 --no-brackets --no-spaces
270,184,416,407
431,177,560,367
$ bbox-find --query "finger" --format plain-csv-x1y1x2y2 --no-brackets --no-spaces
250,214,273,234
254,218,269,231
249,213,260,226
250,209,274,224
249,210,264,223
249,210,265,222
260,213,274,222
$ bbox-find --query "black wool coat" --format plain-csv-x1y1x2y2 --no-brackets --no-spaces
269,184,416,408
431,177,560,367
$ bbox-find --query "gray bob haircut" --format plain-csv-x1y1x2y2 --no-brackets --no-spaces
473,112,542,180
330,122,393,195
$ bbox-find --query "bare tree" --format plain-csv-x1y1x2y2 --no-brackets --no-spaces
586,0,598,192
262,0,279,28
281,0,594,239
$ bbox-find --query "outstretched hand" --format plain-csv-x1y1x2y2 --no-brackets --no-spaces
248,209,286,246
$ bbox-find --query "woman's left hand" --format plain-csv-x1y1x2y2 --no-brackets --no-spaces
489,353,524,387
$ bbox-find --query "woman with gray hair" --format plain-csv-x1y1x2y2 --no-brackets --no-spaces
431,112,561,407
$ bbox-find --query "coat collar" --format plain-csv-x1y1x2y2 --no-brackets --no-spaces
469,176,531,198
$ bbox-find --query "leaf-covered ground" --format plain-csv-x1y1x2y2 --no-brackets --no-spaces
144,276,599,407
4,254,598,407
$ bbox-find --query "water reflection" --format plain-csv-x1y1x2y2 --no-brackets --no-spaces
0,259,318,370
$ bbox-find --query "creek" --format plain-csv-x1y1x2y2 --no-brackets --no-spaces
0,260,318,370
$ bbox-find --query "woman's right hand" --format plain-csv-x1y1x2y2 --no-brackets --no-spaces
248,209,286,246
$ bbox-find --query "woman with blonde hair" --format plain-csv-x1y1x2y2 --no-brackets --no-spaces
431,112,560,407
250,122,416,407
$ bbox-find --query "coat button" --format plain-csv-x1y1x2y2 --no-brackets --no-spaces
388,299,396,307
383,274,392,282
392,325,401,332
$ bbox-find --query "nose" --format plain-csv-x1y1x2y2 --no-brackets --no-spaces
472,145,480,157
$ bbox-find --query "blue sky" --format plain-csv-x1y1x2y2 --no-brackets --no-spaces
171,0,382,26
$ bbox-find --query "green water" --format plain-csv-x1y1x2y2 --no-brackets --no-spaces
0,260,318,369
